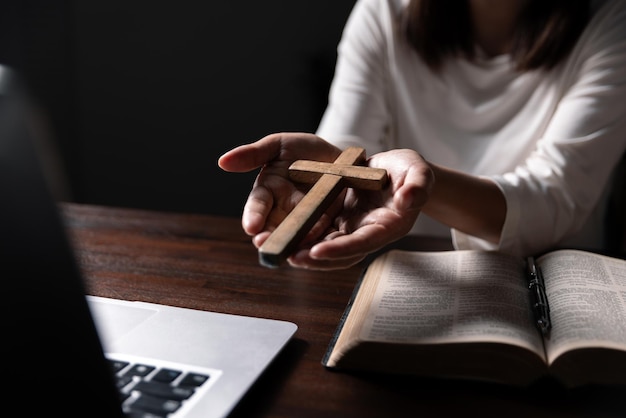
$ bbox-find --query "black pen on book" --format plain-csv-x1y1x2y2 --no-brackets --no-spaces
526,257,551,335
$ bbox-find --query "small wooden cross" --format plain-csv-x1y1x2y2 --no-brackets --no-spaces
259,147,388,268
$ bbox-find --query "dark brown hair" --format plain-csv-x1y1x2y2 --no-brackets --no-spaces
403,0,591,72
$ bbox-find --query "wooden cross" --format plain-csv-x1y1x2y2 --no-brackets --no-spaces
259,147,388,268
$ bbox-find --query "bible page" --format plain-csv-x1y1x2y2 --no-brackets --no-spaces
539,249,626,363
359,250,545,356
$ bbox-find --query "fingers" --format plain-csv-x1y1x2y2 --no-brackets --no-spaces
288,228,369,269
370,149,433,214
310,224,398,259
217,132,341,173
287,226,393,270
288,251,366,270
217,134,284,173
241,184,275,236
280,226,381,270
394,171,431,214
403,159,434,206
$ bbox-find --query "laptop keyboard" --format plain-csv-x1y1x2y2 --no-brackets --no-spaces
107,354,220,417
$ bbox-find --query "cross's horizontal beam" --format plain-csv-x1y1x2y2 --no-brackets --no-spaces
289,160,388,190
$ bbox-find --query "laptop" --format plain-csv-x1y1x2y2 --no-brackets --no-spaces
0,65,297,418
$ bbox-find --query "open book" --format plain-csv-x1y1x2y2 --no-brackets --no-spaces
323,249,626,387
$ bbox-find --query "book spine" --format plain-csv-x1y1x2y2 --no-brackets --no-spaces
321,260,372,367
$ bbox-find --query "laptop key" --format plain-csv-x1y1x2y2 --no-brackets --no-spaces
132,380,195,400
151,368,182,383
109,359,130,373
124,364,156,378
179,372,210,387
116,374,134,390
127,393,181,415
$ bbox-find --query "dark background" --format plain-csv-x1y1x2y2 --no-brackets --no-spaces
1,0,356,217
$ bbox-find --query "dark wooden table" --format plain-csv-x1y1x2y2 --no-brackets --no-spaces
61,203,626,418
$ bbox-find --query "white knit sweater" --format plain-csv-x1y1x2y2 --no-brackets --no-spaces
317,0,626,257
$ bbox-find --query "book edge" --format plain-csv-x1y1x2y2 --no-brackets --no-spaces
322,257,374,368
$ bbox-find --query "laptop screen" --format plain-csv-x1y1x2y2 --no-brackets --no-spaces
1,66,125,417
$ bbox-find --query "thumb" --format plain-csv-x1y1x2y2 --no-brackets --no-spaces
395,183,427,213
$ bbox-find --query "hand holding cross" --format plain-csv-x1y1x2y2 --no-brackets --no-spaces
259,147,388,268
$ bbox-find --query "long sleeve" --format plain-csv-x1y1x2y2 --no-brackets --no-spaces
316,0,401,156
472,0,626,256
